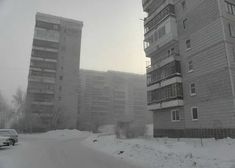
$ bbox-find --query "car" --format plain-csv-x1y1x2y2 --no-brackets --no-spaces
0,135,12,147
0,129,18,146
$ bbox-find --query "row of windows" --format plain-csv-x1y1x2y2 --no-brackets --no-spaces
144,22,171,49
226,1,235,15
32,49,58,60
171,107,198,122
33,39,59,50
148,83,183,104
30,60,57,70
147,61,181,86
144,4,175,34
36,20,60,31
32,93,55,102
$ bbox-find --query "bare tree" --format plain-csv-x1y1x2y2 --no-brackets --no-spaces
12,87,25,117
0,91,10,128
9,88,26,132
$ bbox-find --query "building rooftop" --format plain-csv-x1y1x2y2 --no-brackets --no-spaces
36,12,83,27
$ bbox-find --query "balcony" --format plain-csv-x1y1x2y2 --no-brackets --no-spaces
144,4,175,35
33,39,59,50
144,17,178,56
28,89,55,94
32,101,54,106
147,99,184,111
146,53,179,73
147,60,181,86
33,46,58,53
31,56,57,63
29,76,56,84
32,49,58,60
30,59,57,70
147,82,184,110
34,27,60,43
147,76,182,92
142,0,153,11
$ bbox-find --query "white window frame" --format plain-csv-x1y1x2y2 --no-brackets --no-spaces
171,110,180,122
183,18,188,29
190,83,196,96
191,107,199,121
188,60,193,72
229,23,235,38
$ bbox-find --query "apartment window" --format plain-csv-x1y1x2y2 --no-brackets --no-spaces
229,23,235,37
181,1,186,10
167,48,175,56
188,60,193,72
186,39,191,50
226,1,235,15
53,25,59,30
59,86,62,91
150,83,183,104
158,26,166,38
154,30,158,41
183,18,188,29
190,83,196,96
59,76,63,80
171,110,180,121
233,48,235,61
191,107,198,120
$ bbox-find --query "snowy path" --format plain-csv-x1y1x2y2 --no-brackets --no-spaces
0,133,143,168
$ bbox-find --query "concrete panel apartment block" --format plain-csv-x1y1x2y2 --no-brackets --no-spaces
143,0,235,138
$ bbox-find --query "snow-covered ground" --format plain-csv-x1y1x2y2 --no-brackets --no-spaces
0,130,142,168
83,134,235,168
1,128,235,168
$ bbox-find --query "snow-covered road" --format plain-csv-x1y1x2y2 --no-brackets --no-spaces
0,132,143,168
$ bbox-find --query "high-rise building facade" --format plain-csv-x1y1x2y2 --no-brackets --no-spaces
143,0,235,138
77,70,152,132
26,13,83,131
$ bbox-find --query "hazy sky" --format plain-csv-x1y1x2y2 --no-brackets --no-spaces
0,0,147,101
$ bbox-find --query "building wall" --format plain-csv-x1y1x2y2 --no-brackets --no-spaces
26,13,83,131
77,70,151,131
178,0,234,129
144,0,235,137
55,19,82,129
153,107,185,130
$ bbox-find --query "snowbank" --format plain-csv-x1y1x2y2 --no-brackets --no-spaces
24,129,91,140
83,135,235,168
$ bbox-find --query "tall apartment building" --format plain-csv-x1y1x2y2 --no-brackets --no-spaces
77,70,151,132
26,13,83,132
143,0,235,138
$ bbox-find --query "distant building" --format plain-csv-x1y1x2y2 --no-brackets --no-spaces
143,0,235,138
77,70,151,132
26,12,83,132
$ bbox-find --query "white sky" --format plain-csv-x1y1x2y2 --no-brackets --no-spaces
0,0,147,102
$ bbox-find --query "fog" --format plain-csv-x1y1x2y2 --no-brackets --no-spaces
0,0,147,101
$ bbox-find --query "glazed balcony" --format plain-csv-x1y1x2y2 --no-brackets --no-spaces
29,76,56,84
146,60,181,86
30,59,57,70
144,3,175,35
147,99,184,111
34,27,60,43
144,17,178,56
147,82,184,110
32,49,58,60
146,53,179,73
